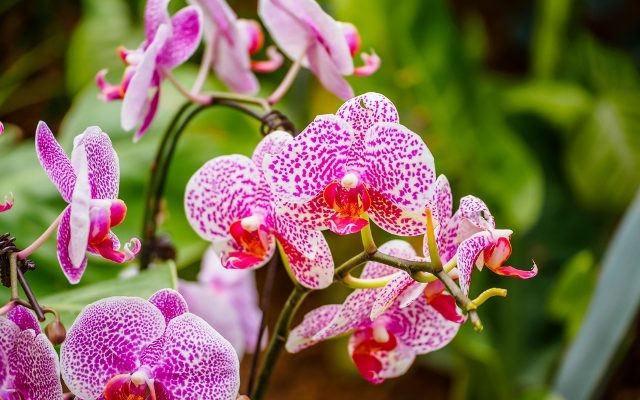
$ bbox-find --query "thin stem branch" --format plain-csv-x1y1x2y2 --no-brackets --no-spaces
163,68,212,105
16,268,45,321
16,212,63,259
9,252,18,300
192,37,214,95
250,285,310,400
342,271,402,289
360,214,377,254
471,288,507,308
268,51,305,105
435,269,483,331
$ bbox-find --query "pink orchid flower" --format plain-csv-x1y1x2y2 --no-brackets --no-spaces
61,289,240,400
286,241,460,384
179,246,263,357
35,122,140,284
371,175,538,323
0,193,13,213
191,0,283,94
97,0,202,141
264,92,435,236
0,306,63,399
185,131,335,289
259,0,380,100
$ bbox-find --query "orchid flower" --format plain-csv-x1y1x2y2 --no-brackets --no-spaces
191,0,283,94
35,122,140,284
61,289,240,400
371,175,538,323
259,0,380,100
264,92,435,236
0,193,13,213
286,241,460,384
185,131,335,289
179,246,263,357
0,306,63,399
97,0,202,141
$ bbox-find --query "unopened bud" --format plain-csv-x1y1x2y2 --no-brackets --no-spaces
45,320,66,345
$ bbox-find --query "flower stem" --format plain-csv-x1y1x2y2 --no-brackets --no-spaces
360,213,377,254
425,208,442,272
470,288,507,308
9,252,18,300
192,37,214,95
268,50,305,105
16,212,63,260
434,268,483,331
342,271,401,289
250,285,310,400
163,69,212,105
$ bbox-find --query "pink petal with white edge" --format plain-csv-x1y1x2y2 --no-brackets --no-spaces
258,0,353,74
185,155,262,241
336,93,399,140
57,207,88,284
60,297,166,399
134,87,160,142
144,0,171,42
179,279,247,357
430,175,453,228
277,226,334,289
370,273,413,320
286,304,341,353
10,329,64,400
7,305,40,333
316,241,415,340
35,121,76,202
0,193,14,213
354,51,381,76
252,130,292,169
148,288,189,324
264,115,353,203
152,313,240,399
390,296,460,354
276,195,338,232
456,231,493,294
122,24,169,132
368,190,426,236
211,21,259,94
158,6,202,69
306,41,354,100
75,126,120,199
69,144,91,269
363,122,435,213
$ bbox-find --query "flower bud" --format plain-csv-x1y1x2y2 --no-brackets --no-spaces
45,319,67,345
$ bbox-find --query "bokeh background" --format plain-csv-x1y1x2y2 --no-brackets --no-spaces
1,0,639,399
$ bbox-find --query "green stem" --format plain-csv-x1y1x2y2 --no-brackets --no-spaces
250,285,310,400
360,213,377,254
9,252,18,300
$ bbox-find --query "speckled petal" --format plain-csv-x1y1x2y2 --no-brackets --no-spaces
158,6,202,69
306,42,354,100
60,297,166,399
430,175,452,228
363,122,435,213
276,224,334,289
185,155,261,241
74,127,120,200
144,0,171,42
0,318,20,356
35,121,75,202
7,306,40,333
336,93,399,140
390,296,460,354
10,330,64,400
370,273,413,320
263,115,353,203
368,190,426,236
252,131,292,168
122,24,169,132
57,207,88,284
149,289,189,325
456,232,493,294
361,240,414,279
286,304,341,353
276,195,338,231
348,328,415,384
214,236,276,271
152,313,240,399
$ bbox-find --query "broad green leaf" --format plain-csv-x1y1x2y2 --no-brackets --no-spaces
553,189,640,400
40,261,177,328
531,0,575,79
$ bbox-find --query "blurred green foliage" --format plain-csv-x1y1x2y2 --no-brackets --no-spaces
0,0,639,399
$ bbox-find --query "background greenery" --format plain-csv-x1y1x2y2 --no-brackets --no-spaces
0,0,639,398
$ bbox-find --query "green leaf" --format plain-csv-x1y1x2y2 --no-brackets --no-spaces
40,261,177,328
553,189,640,400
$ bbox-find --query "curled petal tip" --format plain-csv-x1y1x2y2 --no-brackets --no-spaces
123,238,142,262
492,263,538,279
0,192,14,212
354,50,380,76
0,121,4,135
251,45,284,73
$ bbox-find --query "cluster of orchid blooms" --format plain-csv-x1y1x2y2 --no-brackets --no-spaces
0,0,537,399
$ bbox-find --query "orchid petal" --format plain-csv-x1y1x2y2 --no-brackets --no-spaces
144,0,171,42
152,313,240,399
276,224,334,289
134,86,160,142
430,175,453,228
363,122,435,213
158,6,202,69
306,41,355,100
286,304,341,353
69,143,91,269
276,195,340,232
251,45,284,73
354,50,381,76
264,115,353,203
57,207,87,284
178,280,247,357
492,264,539,279
363,240,416,278
149,288,189,325
75,126,120,199
336,92,399,140
397,281,428,309
35,121,76,202
122,24,169,132
60,297,166,399
348,328,415,384
0,193,14,213
456,232,494,294
212,22,260,94
185,155,262,241
7,306,40,333
215,236,276,271
370,273,413,320
368,190,426,236
427,293,464,324
252,130,292,169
